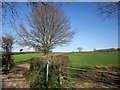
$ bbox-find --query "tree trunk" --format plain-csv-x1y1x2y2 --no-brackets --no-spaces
43,48,49,55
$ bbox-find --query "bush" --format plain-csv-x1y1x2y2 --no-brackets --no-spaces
26,54,71,88
2,66,9,74
26,65,46,88
2,54,14,74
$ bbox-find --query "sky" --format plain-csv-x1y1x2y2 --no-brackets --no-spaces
2,2,118,52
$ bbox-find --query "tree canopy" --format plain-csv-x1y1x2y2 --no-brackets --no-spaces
11,4,75,55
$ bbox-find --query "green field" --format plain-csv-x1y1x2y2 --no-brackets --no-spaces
13,51,119,67
12,52,61,63
13,53,43,63
68,51,118,68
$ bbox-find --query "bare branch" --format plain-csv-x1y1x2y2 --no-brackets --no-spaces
11,4,75,55
96,2,119,19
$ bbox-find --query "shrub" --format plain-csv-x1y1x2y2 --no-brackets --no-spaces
26,54,71,88
2,54,14,74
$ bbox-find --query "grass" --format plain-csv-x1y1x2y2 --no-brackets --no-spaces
12,53,43,63
12,52,62,63
68,51,118,68
12,51,119,68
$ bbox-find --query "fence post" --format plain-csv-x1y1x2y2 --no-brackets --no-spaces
46,60,50,88
59,66,62,85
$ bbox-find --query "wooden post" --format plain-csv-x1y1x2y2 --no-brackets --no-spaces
59,66,62,85
46,63,49,83
46,60,50,88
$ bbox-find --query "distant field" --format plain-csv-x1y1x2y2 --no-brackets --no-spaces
13,53,43,63
12,52,61,63
68,51,118,68
13,51,119,68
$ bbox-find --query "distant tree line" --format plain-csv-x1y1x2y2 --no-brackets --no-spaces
93,48,120,52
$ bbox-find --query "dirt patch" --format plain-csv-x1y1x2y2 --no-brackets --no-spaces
1,63,30,88
1,62,119,88
70,68,120,88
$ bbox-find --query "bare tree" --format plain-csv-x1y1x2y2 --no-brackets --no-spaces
1,2,58,21
97,2,120,18
1,2,37,19
77,47,83,52
11,4,75,55
2,34,14,70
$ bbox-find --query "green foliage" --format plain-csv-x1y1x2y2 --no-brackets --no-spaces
26,58,46,88
2,35,14,70
2,66,9,74
26,66,46,88
111,66,120,72
2,54,14,73
47,65,61,88
26,59,62,88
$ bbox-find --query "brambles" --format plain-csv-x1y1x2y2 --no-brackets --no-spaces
26,54,71,88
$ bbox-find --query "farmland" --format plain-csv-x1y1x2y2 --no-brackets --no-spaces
2,51,119,88
13,51,119,68
12,53,43,63
68,51,118,68
12,52,59,63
